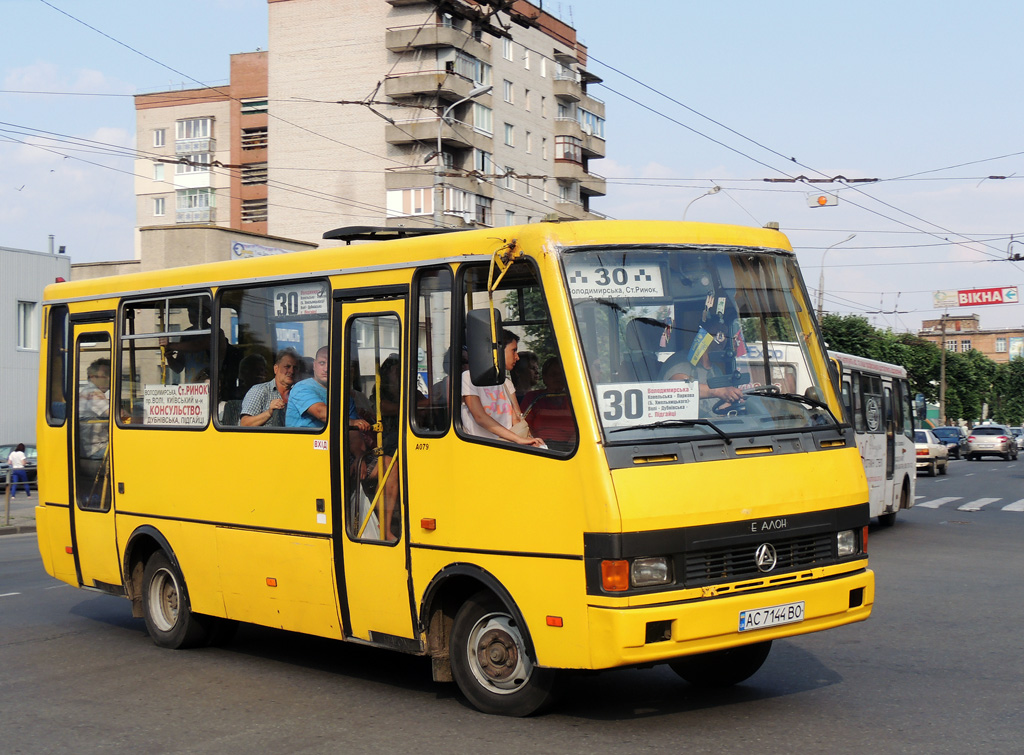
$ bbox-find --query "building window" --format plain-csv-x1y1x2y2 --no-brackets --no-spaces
503,79,514,104
555,135,582,164
540,57,547,78
503,38,513,61
241,127,268,150
473,103,493,135
579,109,605,138
240,98,268,114
153,129,166,148
153,197,165,217
525,131,532,154
473,148,493,174
506,210,515,226
523,49,530,69
996,337,1007,353
17,301,37,350
176,188,214,223
504,166,515,191
961,340,972,353
475,196,491,226
241,199,268,223
153,163,164,181
176,117,211,140
541,96,547,118
175,153,212,174
241,162,268,185
525,178,532,196
504,123,514,147
541,178,548,203
524,88,531,111
541,137,548,160
945,340,957,352
475,60,492,87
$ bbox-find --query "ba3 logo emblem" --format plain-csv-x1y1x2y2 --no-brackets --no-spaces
754,543,778,573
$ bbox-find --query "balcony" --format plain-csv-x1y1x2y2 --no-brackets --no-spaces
384,71,484,103
555,117,606,159
553,76,582,103
553,159,586,183
176,207,214,224
580,171,607,197
386,25,488,58
385,118,490,151
176,138,215,155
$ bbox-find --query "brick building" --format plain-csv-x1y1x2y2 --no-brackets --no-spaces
133,0,606,251
918,314,1024,364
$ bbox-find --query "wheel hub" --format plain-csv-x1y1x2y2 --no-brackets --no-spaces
477,627,519,681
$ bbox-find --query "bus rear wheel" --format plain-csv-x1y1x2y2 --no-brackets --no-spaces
449,591,557,716
142,551,210,649
669,640,772,688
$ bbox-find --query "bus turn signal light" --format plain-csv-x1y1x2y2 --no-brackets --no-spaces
546,616,563,627
266,577,278,587
601,560,630,592
420,518,436,530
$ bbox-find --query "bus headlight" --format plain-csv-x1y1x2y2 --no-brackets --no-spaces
631,557,672,587
836,529,857,557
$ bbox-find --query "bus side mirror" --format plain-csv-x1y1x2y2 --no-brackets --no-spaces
466,309,505,386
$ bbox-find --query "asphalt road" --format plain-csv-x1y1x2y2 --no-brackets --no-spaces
2,460,1023,753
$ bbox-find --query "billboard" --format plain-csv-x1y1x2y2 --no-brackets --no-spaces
933,287,1019,308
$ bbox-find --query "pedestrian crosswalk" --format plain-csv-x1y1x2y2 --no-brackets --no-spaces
915,496,1024,512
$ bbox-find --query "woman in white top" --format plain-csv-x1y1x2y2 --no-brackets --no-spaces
7,443,31,497
462,330,545,448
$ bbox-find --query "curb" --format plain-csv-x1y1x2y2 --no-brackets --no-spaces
0,525,36,537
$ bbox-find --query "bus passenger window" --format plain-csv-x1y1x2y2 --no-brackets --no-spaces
458,262,577,453
412,267,454,434
119,294,213,428
46,304,69,426
216,281,330,430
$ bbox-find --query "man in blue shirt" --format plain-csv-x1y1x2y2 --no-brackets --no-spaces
287,346,329,429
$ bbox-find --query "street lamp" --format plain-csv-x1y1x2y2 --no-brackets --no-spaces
433,84,492,227
682,185,721,221
816,233,856,319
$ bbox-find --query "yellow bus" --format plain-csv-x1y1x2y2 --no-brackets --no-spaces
35,220,873,716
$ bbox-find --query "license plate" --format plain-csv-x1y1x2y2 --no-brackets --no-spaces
739,601,805,632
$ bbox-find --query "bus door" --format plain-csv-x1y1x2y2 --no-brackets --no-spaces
69,322,122,591
333,298,415,645
884,386,896,480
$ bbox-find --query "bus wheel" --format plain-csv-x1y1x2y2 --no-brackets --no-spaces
450,591,557,716
142,551,209,649
669,640,772,688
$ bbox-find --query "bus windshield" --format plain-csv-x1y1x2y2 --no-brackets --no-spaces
564,245,836,443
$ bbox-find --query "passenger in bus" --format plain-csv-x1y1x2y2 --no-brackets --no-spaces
510,350,539,403
78,358,111,479
239,347,299,427
286,346,329,429
522,357,575,445
462,330,545,448
221,353,268,425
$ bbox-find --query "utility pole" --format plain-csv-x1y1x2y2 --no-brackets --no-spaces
939,313,947,425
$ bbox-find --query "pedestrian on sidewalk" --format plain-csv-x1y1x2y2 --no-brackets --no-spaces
7,443,31,497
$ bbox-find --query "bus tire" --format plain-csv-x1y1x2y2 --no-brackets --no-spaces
142,550,209,649
449,590,557,716
878,511,897,527
669,640,772,688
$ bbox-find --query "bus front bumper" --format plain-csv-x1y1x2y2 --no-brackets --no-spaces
586,568,874,669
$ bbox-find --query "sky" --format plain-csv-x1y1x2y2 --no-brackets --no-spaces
5,0,1024,332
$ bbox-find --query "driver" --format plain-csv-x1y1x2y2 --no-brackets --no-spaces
660,300,746,416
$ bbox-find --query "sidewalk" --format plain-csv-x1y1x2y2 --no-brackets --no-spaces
1,487,38,536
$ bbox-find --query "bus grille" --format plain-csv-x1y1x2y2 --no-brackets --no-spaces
683,534,834,586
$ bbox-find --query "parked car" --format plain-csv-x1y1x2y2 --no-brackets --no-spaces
914,429,949,476
1011,427,1024,450
931,426,968,460
0,443,38,489
966,424,1019,461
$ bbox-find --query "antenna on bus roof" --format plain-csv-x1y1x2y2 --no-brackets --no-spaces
322,226,466,245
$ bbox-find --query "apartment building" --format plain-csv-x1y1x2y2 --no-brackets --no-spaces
918,314,1024,364
134,0,605,249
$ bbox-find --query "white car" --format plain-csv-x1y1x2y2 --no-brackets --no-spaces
914,429,949,476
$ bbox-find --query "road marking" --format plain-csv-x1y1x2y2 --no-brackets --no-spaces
0,592,21,598
1002,500,1024,512
917,497,962,508
958,497,1001,512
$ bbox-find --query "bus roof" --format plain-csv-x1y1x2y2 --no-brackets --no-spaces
829,350,908,379
44,220,794,305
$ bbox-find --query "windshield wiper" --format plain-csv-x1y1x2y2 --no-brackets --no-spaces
610,418,732,444
743,386,838,424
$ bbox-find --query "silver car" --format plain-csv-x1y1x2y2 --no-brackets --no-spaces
966,424,1019,461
